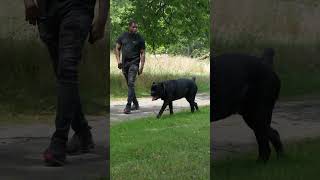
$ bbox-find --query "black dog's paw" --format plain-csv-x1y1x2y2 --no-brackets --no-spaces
156,115,161,119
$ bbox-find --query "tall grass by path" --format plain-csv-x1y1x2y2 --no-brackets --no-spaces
212,137,320,180
212,0,320,45
213,41,320,98
0,38,108,118
111,106,210,179
212,0,320,98
110,53,210,98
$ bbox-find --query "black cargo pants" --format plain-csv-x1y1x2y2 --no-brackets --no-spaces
37,0,95,146
122,64,139,107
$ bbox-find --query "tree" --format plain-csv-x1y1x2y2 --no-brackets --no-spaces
111,0,209,57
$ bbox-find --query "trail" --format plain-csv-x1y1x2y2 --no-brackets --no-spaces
212,99,320,160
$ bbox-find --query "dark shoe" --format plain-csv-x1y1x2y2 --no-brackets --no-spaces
67,128,95,155
123,106,131,114
131,103,139,111
43,148,66,167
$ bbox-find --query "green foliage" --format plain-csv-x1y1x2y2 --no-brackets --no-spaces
111,0,210,57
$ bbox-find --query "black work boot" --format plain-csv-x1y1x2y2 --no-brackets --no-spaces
131,102,139,111
123,105,131,114
43,138,66,167
66,127,95,155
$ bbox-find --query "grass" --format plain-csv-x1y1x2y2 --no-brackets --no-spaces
110,106,210,179
0,38,110,124
110,53,210,99
212,137,320,180
212,0,320,44
0,1,110,118
212,0,320,98
0,38,109,122
213,41,320,98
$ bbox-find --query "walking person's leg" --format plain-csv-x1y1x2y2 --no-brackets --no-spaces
122,66,131,113
37,2,65,166
131,91,139,110
42,2,94,166
124,64,139,114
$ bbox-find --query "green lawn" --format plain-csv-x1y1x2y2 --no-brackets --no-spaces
111,106,210,179
212,138,320,180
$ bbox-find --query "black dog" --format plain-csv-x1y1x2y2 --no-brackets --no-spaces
212,48,283,162
151,77,199,118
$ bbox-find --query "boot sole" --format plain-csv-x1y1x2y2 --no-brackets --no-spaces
44,154,65,167
67,145,95,156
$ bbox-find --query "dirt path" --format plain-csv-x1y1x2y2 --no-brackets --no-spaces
110,93,210,122
3,95,320,178
0,93,209,179
212,99,320,160
0,116,108,180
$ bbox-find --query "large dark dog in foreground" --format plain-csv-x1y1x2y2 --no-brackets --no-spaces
212,48,284,162
151,77,199,118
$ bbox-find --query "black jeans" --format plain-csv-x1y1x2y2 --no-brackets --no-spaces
122,64,139,107
37,0,94,146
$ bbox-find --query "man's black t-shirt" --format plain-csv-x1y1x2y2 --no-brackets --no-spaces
116,32,145,67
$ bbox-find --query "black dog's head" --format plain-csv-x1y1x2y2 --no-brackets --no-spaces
150,82,165,101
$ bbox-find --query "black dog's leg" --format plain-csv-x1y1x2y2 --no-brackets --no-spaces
186,98,195,112
157,101,169,118
268,127,284,158
243,113,271,162
187,94,198,112
169,102,173,115
194,102,199,111
254,128,271,163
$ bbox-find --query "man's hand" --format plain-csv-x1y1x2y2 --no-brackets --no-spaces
89,0,107,44
139,49,145,75
24,0,39,26
88,20,106,44
138,67,143,75
118,63,122,70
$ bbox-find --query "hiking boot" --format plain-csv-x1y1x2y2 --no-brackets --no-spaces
67,128,95,155
123,105,131,114
43,148,66,167
43,140,66,167
131,103,139,111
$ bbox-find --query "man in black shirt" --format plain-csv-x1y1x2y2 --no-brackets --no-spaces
115,20,146,114
24,0,107,166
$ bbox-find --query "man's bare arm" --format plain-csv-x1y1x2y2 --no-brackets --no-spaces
115,43,122,69
139,49,145,75
97,0,108,25
89,0,108,43
24,0,39,25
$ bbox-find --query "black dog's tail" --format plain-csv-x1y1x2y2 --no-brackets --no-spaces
262,48,275,66
192,77,196,82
